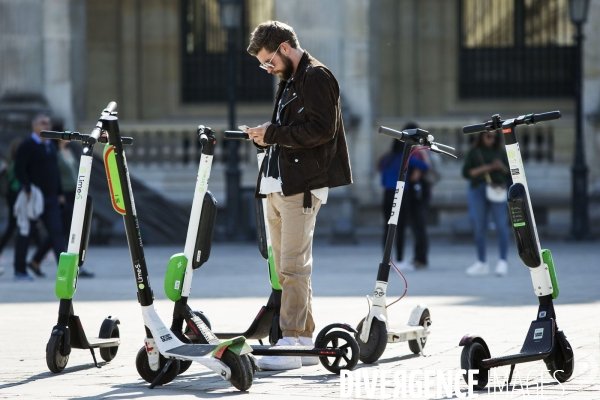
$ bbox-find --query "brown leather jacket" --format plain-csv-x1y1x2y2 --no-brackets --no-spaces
256,51,353,207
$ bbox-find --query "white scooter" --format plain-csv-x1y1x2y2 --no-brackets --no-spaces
357,126,456,363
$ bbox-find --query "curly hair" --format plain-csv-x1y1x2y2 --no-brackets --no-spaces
247,20,299,56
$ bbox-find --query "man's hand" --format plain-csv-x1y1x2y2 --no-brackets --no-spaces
247,122,272,146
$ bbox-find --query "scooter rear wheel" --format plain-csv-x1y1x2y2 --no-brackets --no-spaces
135,345,180,386
98,319,120,362
408,308,430,354
460,341,490,390
319,330,360,374
355,318,387,364
221,350,254,391
544,331,574,382
46,334,69,373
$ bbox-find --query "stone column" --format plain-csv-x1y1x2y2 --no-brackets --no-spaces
42,0,75,129
0,0,79,130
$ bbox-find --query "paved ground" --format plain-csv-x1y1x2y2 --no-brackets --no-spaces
0,238,598,399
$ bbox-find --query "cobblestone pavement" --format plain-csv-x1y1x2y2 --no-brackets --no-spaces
0,238,598,399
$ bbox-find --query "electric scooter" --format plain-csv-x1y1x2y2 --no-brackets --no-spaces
459,111,574,389
41,102,130,373
356,126,456,364
146,125,222,376
44,103,255,391
192,130,360,375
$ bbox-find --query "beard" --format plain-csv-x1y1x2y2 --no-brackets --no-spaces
276,53,295,81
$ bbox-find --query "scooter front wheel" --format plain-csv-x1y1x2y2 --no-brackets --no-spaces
221,350,254,391
319,330,360,374
46,334,69,373
355,317,387,364
544,331,574,382
135,345,180,386
460,341,490,390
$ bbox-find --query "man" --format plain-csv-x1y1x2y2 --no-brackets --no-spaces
13,114,66,280
246,21,352,370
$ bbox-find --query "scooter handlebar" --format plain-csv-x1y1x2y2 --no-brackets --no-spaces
224,130,250,140
532,110,561,123
378,126,405,140
462,123,489,135
103,101,117,115
40,130,71,141
40,130,133,145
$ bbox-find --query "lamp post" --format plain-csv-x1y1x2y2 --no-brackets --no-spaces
568,0,592,240
218,0,244,241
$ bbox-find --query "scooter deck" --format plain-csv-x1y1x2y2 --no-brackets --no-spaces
250,345,342,357
166,344,218,358
87,337,121,348
480,320,553,369
388,324,427,343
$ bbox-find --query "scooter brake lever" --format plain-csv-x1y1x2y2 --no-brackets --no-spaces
432,142,455,151
430,143,457,159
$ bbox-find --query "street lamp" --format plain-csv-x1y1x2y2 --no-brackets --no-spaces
218,0,244,241
568,0,592,240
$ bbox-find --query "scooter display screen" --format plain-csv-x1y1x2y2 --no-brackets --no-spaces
509,201,526,227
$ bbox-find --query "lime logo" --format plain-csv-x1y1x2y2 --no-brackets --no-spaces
508,150,515,159
80,167,86,173
138,283,145,289
59,269,66,276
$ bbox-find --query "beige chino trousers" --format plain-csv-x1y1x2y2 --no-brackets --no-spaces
266,192,322,339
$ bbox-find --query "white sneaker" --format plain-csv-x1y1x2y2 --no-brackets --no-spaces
298,336,319,366
257,337,301,371
495,260,508,277
465,261,489,276
397,261,415,272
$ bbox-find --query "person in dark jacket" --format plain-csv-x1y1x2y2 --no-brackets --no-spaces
13,114,66,280
245,20,352,370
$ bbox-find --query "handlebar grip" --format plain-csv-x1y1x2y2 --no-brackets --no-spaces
533,111,561,123
103,101,117,114
40,130,70,140
462,123,489,135
224,130,250,140
378,126,405,140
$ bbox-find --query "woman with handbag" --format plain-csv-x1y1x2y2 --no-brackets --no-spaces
462,130,510,276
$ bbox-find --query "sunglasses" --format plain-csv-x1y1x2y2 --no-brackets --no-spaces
259,41,288,70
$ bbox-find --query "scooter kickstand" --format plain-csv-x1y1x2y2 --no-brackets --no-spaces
89,348,101,368
507,364,516,385
150,359,174,389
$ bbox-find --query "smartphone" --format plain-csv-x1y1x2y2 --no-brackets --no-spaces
238,125,250,132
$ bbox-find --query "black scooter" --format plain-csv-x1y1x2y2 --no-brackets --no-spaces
459,111,574,389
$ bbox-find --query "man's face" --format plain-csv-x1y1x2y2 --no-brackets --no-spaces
32,116,51,136
257,44,294,81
